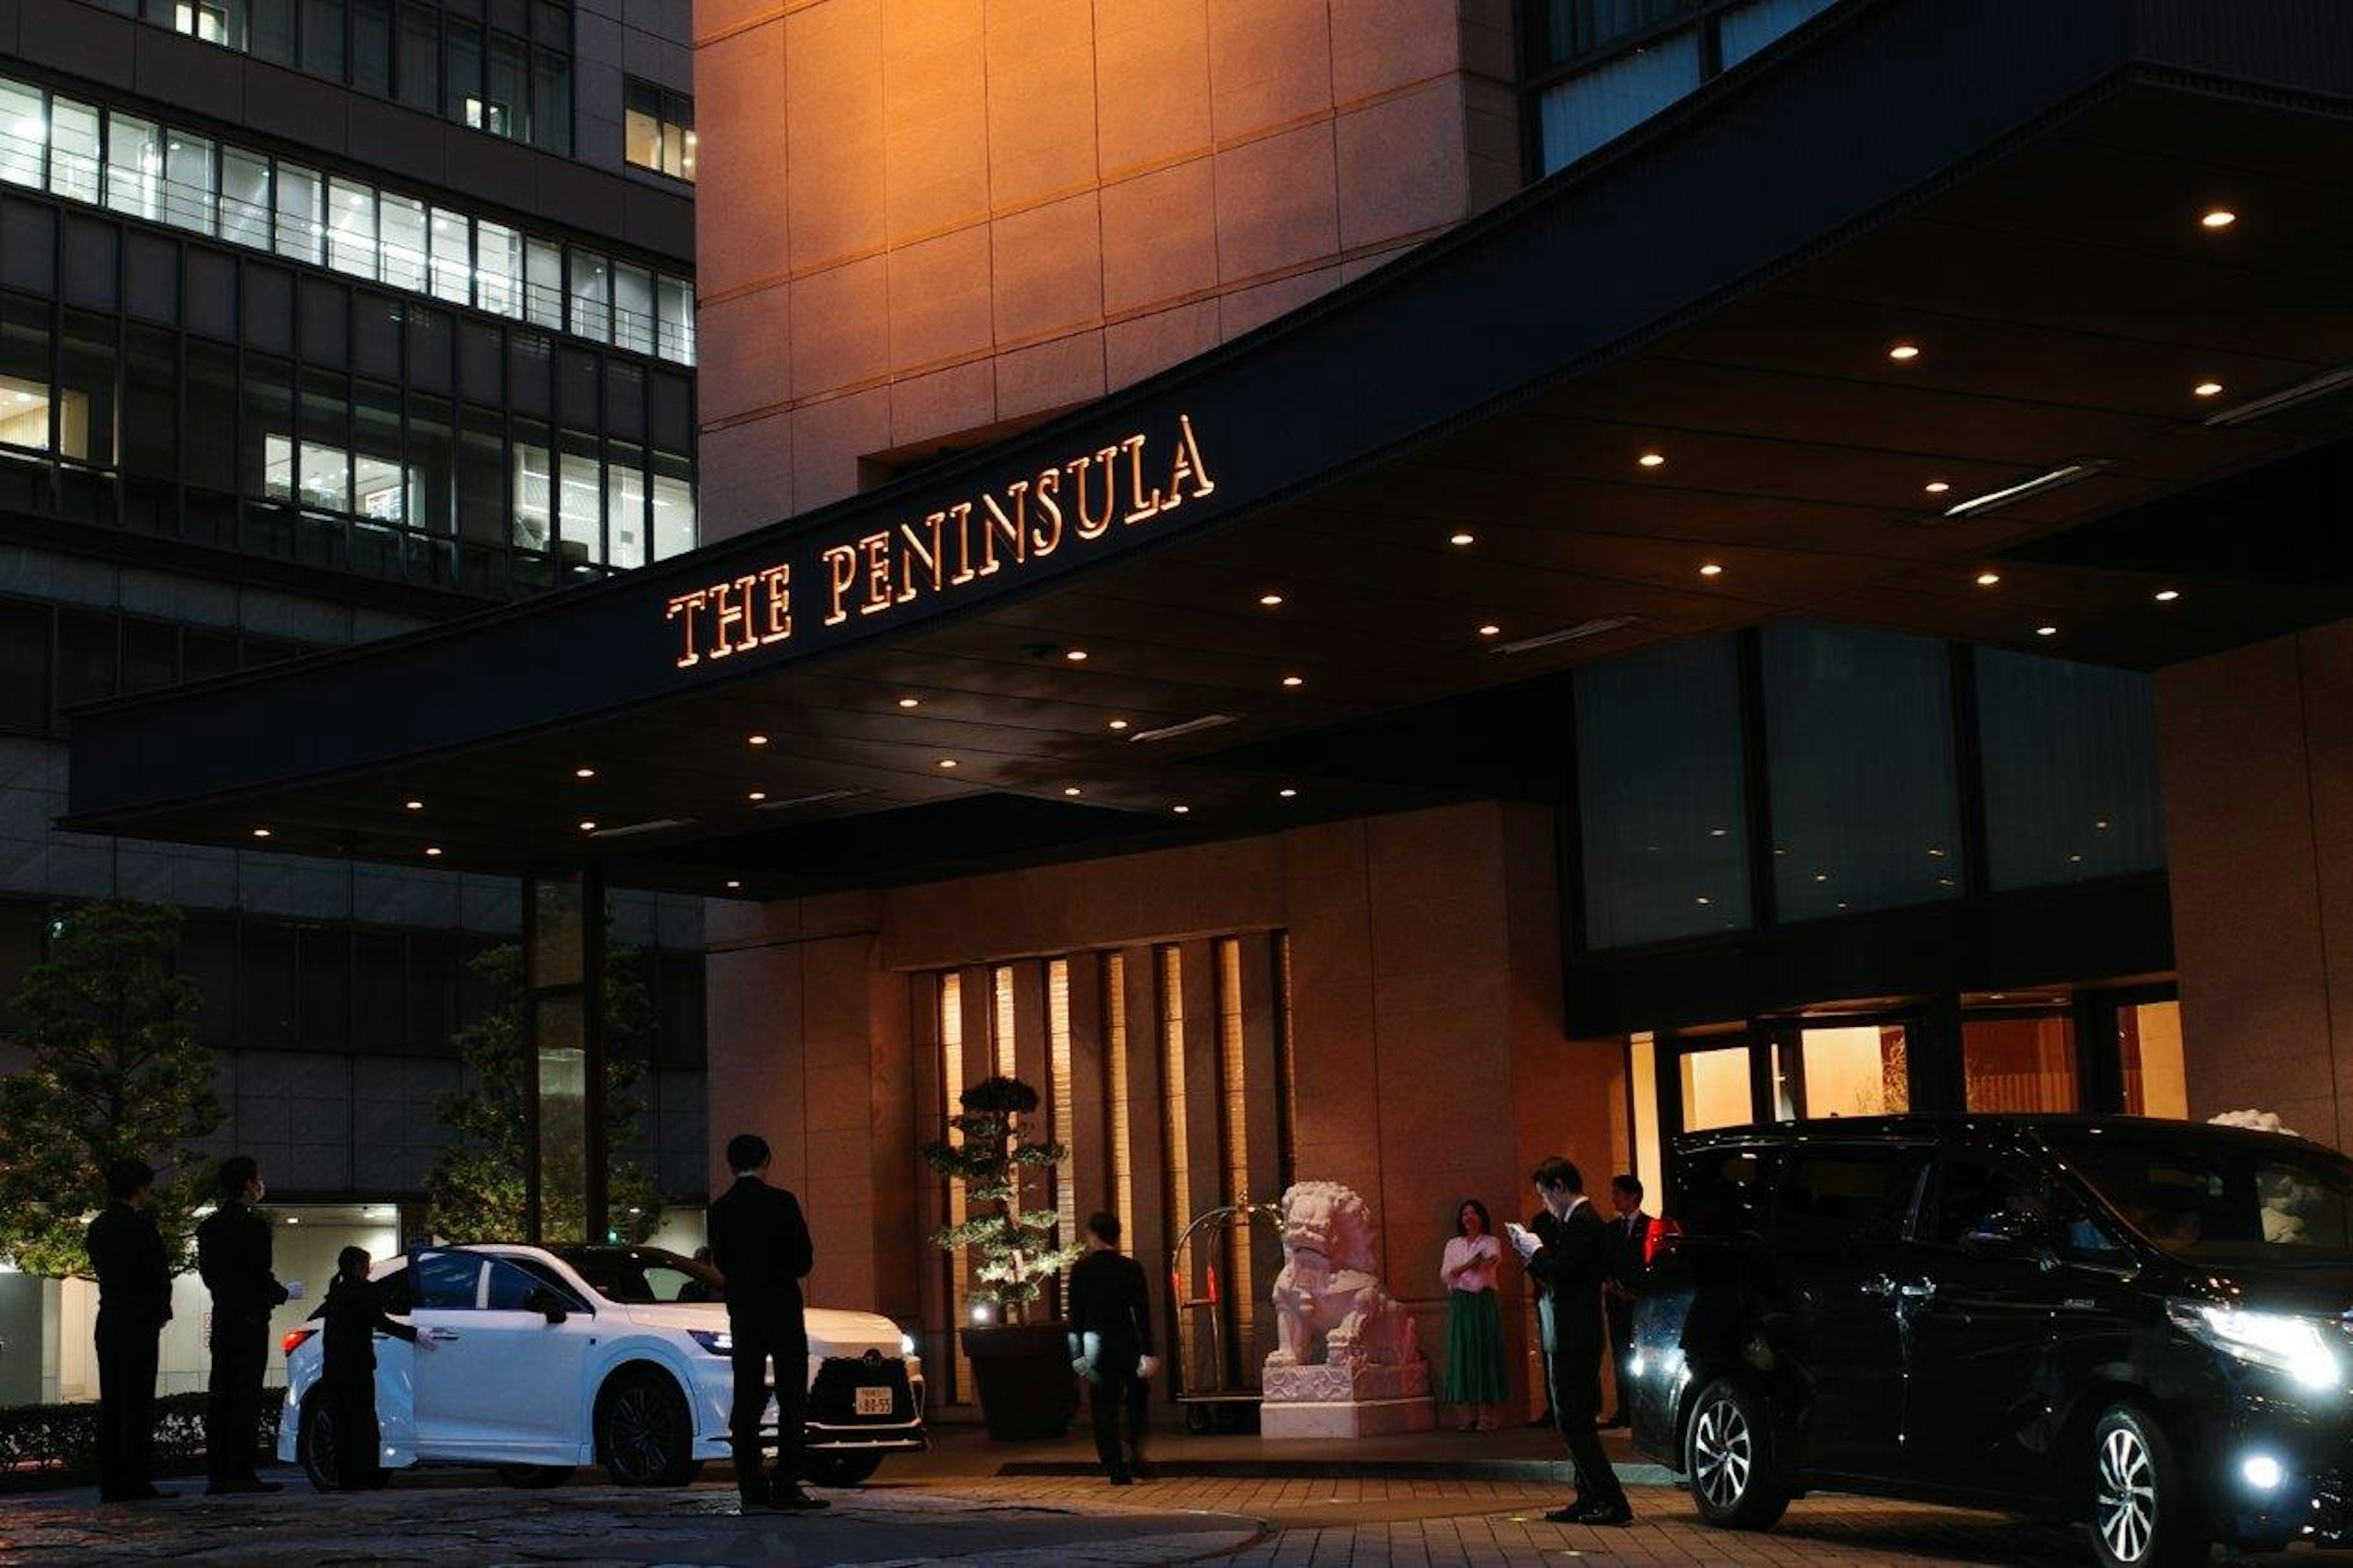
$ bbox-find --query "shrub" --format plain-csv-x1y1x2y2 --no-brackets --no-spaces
0,1391,281,1475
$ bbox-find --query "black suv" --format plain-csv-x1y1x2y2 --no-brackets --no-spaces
1629,1116,2353,1567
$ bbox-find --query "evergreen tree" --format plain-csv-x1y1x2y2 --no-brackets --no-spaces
423,943,665,1244
0,900,224,1277
918,1076,1081,1322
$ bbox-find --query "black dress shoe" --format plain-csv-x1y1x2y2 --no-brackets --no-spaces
1542,1502,1590,1523
738,1497,784,1515
773,1487,829,1511
1107,1470,1134,1486
1575,1501,1636,1527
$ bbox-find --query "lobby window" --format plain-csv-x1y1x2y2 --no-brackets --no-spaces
1048,958,1076,1263
1974,648,2163,891
1961,1013,2078,1114
624,80,695,181
2118,999,2188,1119
1760,623,1965,922
935,971,974,1400
1102,952,1134,1244
1574,634,1752,947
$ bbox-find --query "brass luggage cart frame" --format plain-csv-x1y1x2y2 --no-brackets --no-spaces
1165,1200,1284,1433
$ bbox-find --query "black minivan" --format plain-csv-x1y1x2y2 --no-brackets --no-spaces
1629,1116,2353,1567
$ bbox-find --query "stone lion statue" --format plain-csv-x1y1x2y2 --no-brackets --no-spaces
1266,1181,1418,1373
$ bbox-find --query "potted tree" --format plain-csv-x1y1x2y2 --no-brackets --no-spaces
919,1075,1083,1439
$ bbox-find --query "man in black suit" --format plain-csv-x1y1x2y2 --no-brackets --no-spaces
1601,1173,1654,1429
1066,1211,1156,1484
1507,1157,1632,1527
706,1132,825,1516
86,1157,171,1504
195,1155,288,1495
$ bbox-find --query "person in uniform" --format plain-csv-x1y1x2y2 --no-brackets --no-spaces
1066,1211,1156,1483
1601,1174,1656,1428
1507,1157,1632,1527
86,1157,170,1504
705,1132,825,1515
318,1246,427,1489
195,1155,288,1494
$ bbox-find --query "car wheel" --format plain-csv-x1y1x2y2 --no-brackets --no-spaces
800,1451,884,1488
1684,1375,1790,1531
596,1369,703,1488
495,1464,575,1489
297,1393,340,1493
2090,1404,2207,1568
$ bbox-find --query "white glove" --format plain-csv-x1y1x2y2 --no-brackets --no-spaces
1504,1221,1540,1262
1137,1354,1161,1381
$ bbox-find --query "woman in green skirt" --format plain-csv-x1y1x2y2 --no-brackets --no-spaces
1439,1199,1509,1430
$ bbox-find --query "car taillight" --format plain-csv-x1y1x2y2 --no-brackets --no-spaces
282,1327,317,1357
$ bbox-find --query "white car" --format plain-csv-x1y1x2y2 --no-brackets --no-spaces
276,1243,925,1491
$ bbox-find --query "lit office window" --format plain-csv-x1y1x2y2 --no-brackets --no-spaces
623,78,695,181
47,98,100,205
1974,649,2164,891
428,208,469,303
175,0,235,45
476,221,523,317
525,238,563,331
605,444,646,569
220,147,271,247
104,113,165,222
0,81,43,188
558,438,601,566
613,264,654,357
512,434,553,553
656,275,694,365
276,162,325,265
650,458,694,559
379,192,428,291
1535,31,1700,173
568,250,610,344
326,176,377,279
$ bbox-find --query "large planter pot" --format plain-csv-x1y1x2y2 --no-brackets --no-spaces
961,1322,1075,1441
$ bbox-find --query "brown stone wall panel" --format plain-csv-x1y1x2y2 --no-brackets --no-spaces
789,386,890,512
784,0,887,273
881,0,990,246
991,189,1105,343
983,0,1099,212
1104,300,1219,392
1093,0,1213,176
1205,0,1332,140
994,330,1107,422
1330,0,1461,102
1211,122,1340,284
693,411,794,544
1336,83,1468,252
789,254,888,401
705,942,806,1192
887,224,993,372
1101,159,1218,317
798,888,887,939
890,358,996,449
1219,264,1343,339
694,0,778,45
697,289,792,423
707,895,803,950
694,21,790,298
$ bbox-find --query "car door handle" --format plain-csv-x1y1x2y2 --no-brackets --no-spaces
1860,1275,1895,1298
1896,1279,1937,1301
425,1328,461,1342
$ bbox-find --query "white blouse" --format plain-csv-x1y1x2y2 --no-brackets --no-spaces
1441,1233,1501,1294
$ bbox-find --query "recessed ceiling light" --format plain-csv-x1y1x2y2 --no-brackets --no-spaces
1259,593,1284,607
1478,623,1501,637
575,767,596,779
896,696,920,709
1887,343,1920,362
2200,208,2236,229
1695,895,1712,906
1449,531,1474,547
1281,675,1304,688
2036,625,2058,637
2154,588,2180,602
747,790,767,802
1698,562,1724,578
1709,828,1727,838
1063,786,1082,797
252,827,271,839
1107,718,1129,731
1637,452,1666,469
424,846,442,858
747,733,769,746
1278,788,1298,799
1172,804,1191,815
2193,381,2223,398
725,879,741,890
1813,872,1829,883
936,759,960,770
404,799,425,811
578,819,597,831
1924,480,1951,494
1976,571,2002,586
1064,649,1088,662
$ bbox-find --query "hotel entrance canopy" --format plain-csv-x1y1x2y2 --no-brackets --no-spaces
62,0,2353,898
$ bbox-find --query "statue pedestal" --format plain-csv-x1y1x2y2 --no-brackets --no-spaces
1259,1360,1436,1440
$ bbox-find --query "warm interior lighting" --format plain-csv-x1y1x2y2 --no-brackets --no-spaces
1924,480,1951,494
1107,718,1129,731
1281,675,1304,688
578,819,597,831
1888,343,1920,362
937,759,958,769
1278,788,1298,799
2193,381,2224,398
252,827,271,838
747,733,769,746
2036,625,2058,637
1172,805,1190,814
1064,649,1088,662
896,696,920,709
1699,563,1724,578
1259,593,1284,607
1976,571,2001,586
2155,588,2181,602
747,791,767,802
1063,786,1082,797
424,846,442,858
404,799,424,811
2201,208,2237,229
1638,452,1666,468
1478,623,1501,637
575,767,597,779
725,879,741,890
1449,531,1474,546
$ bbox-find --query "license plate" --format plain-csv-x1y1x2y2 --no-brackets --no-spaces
854,1387,893,1417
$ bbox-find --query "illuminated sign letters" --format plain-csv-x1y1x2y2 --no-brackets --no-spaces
665,414,1214,670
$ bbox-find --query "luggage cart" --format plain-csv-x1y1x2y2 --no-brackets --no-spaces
1166,1200,1284,1433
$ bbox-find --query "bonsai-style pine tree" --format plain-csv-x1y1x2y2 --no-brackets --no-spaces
424,943,665,1244
919,1076,1080,1324
0,900,224,1278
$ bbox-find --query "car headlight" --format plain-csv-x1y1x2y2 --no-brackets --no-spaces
688,1329,733,1357
2171,1300,2340,1390
901,1331,917,1357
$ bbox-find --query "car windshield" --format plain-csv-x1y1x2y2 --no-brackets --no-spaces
2046,1127,2353,1262
554,1246,722,1304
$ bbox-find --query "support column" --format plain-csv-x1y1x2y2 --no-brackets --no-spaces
524,870,607,1244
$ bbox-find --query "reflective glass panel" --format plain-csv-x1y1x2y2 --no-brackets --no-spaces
1974,648,2163,891
2118,1001,2188,1119
276,162,324,264
379,191,426,290
1678,1043,1752,1131
512,430,550,551
219,145,270,247
1795,1025,1909,1117
0,80,44,189
1536,30,1700,174
650,456,692,559
1719,0,1836,66
566,248,608,343
326,176,377,278
428,207,468,302
104,112,164,221
162,129,214,233
525,237,561,328
1961,1015,2077,1113
48,97,100,203
612,263,652,356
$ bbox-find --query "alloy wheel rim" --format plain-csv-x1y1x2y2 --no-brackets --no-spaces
309,1406,337,1480
609,1387,672,1480
2096,1425,2156,1563
1691,1396,1752,1510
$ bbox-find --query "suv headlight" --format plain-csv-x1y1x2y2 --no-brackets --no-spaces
688,1329,734,1357
2170,1300,2341,1390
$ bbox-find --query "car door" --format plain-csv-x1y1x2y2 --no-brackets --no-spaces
405,1249,488,1454
1769,1142,1932,1482
1903,1145,2074,1501
367,1263,420,1467
457,1257,596,1460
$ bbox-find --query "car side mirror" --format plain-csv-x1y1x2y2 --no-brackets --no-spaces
1960,1209,2044,1259
524,1287,568,1325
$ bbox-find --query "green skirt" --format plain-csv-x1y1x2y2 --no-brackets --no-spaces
1442,1288,1509,1404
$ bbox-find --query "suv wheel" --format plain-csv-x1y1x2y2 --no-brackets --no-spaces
596,1369,704,1488
1684,1376,1790,1531
2090,1404,2205,1568
298,1392,392,1491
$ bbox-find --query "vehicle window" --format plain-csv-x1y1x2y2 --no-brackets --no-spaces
1675,1146,1773,1237
2047,1128,2353,1262
554,1247,723,1304
1775,1149,1923,1244
1926,1156,2044,1247
376,1264,412,1314
505,1256,592,1310
413,1252,482,1309
485,1257,583,1312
